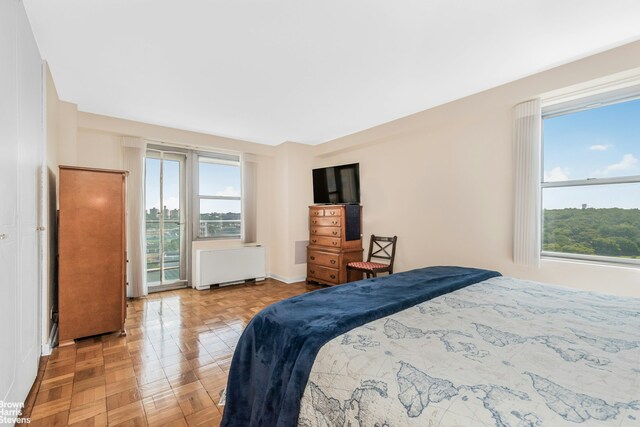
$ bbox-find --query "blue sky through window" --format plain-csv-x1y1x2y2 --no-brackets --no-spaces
145,158,240,211
198,161,241,198
543,98,640,209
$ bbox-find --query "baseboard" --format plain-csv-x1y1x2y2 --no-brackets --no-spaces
268,273,306,284
148,281,189,293
195,277,267,291
41,322,58,356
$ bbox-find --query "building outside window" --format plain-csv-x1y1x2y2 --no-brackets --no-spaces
196,155,242,238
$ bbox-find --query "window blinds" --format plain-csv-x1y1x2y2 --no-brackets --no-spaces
513,99,542,267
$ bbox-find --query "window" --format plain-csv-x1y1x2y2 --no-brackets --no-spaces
144,151,187,286
196,155,242,238
542,96,640,264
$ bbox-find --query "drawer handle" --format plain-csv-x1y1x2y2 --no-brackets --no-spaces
310,270,315,274
330,274,336,279
332,221,337,225
312,230,317,234
330,260,336,265
332,231,337,235
329,211,335,215
311,239,317,243
332,241,337,246
310,256,315,260
312,220,317,224
314,212,320,216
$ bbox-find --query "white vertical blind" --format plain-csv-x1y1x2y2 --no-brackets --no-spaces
513,99,542,267
122,136,148,297
242,158,258,244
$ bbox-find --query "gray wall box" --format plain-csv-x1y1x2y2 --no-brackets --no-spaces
295,240,309,264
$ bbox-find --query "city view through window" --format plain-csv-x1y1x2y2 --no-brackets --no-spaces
197,160,241,238
542,98,640,261
145,156,183,284
145,155,242,284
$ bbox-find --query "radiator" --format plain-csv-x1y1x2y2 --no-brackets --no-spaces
194,245,266,290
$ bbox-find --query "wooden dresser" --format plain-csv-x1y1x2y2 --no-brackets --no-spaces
58,166,128,344
307,205,363,285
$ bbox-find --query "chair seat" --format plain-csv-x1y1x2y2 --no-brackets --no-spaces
347,261,390,271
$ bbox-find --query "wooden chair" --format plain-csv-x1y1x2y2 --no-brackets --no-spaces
347,235,398,280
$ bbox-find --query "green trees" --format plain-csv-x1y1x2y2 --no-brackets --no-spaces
543,208,640,258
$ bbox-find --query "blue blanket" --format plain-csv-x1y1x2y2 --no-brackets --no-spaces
220,266,501,427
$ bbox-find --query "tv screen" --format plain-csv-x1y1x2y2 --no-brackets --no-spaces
312,163,360,204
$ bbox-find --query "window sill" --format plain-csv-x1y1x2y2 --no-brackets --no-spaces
541,252,640,269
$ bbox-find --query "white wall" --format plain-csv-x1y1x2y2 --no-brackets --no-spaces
57,101,77,166
313,40,640,297
43,63,59,353
77,129,123,169
268,142,314,282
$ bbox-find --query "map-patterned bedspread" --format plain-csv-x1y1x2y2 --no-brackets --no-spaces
298,277,640,426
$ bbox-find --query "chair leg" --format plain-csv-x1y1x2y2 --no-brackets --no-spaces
372,271,377,278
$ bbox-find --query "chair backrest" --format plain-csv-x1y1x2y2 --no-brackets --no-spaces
367,235,398,267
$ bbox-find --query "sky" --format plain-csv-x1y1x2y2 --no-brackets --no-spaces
145,159,241,213
543,98,640,210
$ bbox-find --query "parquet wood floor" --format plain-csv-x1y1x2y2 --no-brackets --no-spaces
24,279,322,427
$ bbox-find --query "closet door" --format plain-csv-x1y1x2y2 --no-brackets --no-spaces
0,0,43,403
16,0,43,402
0,0,20,402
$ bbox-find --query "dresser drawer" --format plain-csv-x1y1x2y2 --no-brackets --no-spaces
310,226,341,237
308,251,339,268
310,209,324,217
323,208,342,217
309,236,341,248
309,216,341,227
308,264,340,285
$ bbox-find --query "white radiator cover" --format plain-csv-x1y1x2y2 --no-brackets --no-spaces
194,245,266,290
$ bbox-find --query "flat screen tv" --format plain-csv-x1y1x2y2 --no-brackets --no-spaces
312,163,360,204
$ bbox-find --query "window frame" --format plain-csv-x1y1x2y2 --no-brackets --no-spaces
540,92,640,267
192,152,242,241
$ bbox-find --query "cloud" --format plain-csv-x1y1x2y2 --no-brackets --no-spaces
607,154,638,171
216,186,240,197
589,144,609,151
596,153,638,176
544,166,570,182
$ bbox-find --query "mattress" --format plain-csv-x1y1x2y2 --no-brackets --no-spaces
221,266,499,426
298,277,640,426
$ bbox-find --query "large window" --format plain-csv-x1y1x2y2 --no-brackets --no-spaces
196,155,242,238
542,97,640,264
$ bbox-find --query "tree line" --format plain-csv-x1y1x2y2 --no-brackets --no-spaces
543,208,640,258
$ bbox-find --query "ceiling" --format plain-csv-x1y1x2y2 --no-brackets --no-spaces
24,1,640,146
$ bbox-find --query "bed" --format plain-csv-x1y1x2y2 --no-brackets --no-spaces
221,267,640,427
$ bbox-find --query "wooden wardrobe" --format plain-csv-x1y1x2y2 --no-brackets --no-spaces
58,166,128,344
